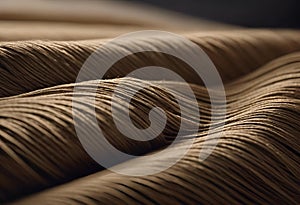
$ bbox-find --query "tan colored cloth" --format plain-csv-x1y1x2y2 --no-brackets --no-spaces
0,0,299,204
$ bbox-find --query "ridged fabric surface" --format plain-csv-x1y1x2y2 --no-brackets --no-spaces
1,0,300,204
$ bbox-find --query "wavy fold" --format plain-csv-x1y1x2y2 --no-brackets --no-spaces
0,30,300,204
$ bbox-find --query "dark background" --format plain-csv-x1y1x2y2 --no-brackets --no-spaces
124,0,300,28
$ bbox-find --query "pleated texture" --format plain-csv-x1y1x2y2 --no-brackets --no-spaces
0,30,300,204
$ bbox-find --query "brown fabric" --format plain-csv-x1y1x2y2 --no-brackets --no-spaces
0,0,300,204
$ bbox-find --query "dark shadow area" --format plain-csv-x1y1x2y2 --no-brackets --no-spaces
124,0,300,28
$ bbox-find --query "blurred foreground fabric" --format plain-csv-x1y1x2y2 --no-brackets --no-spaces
0,0,300,204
